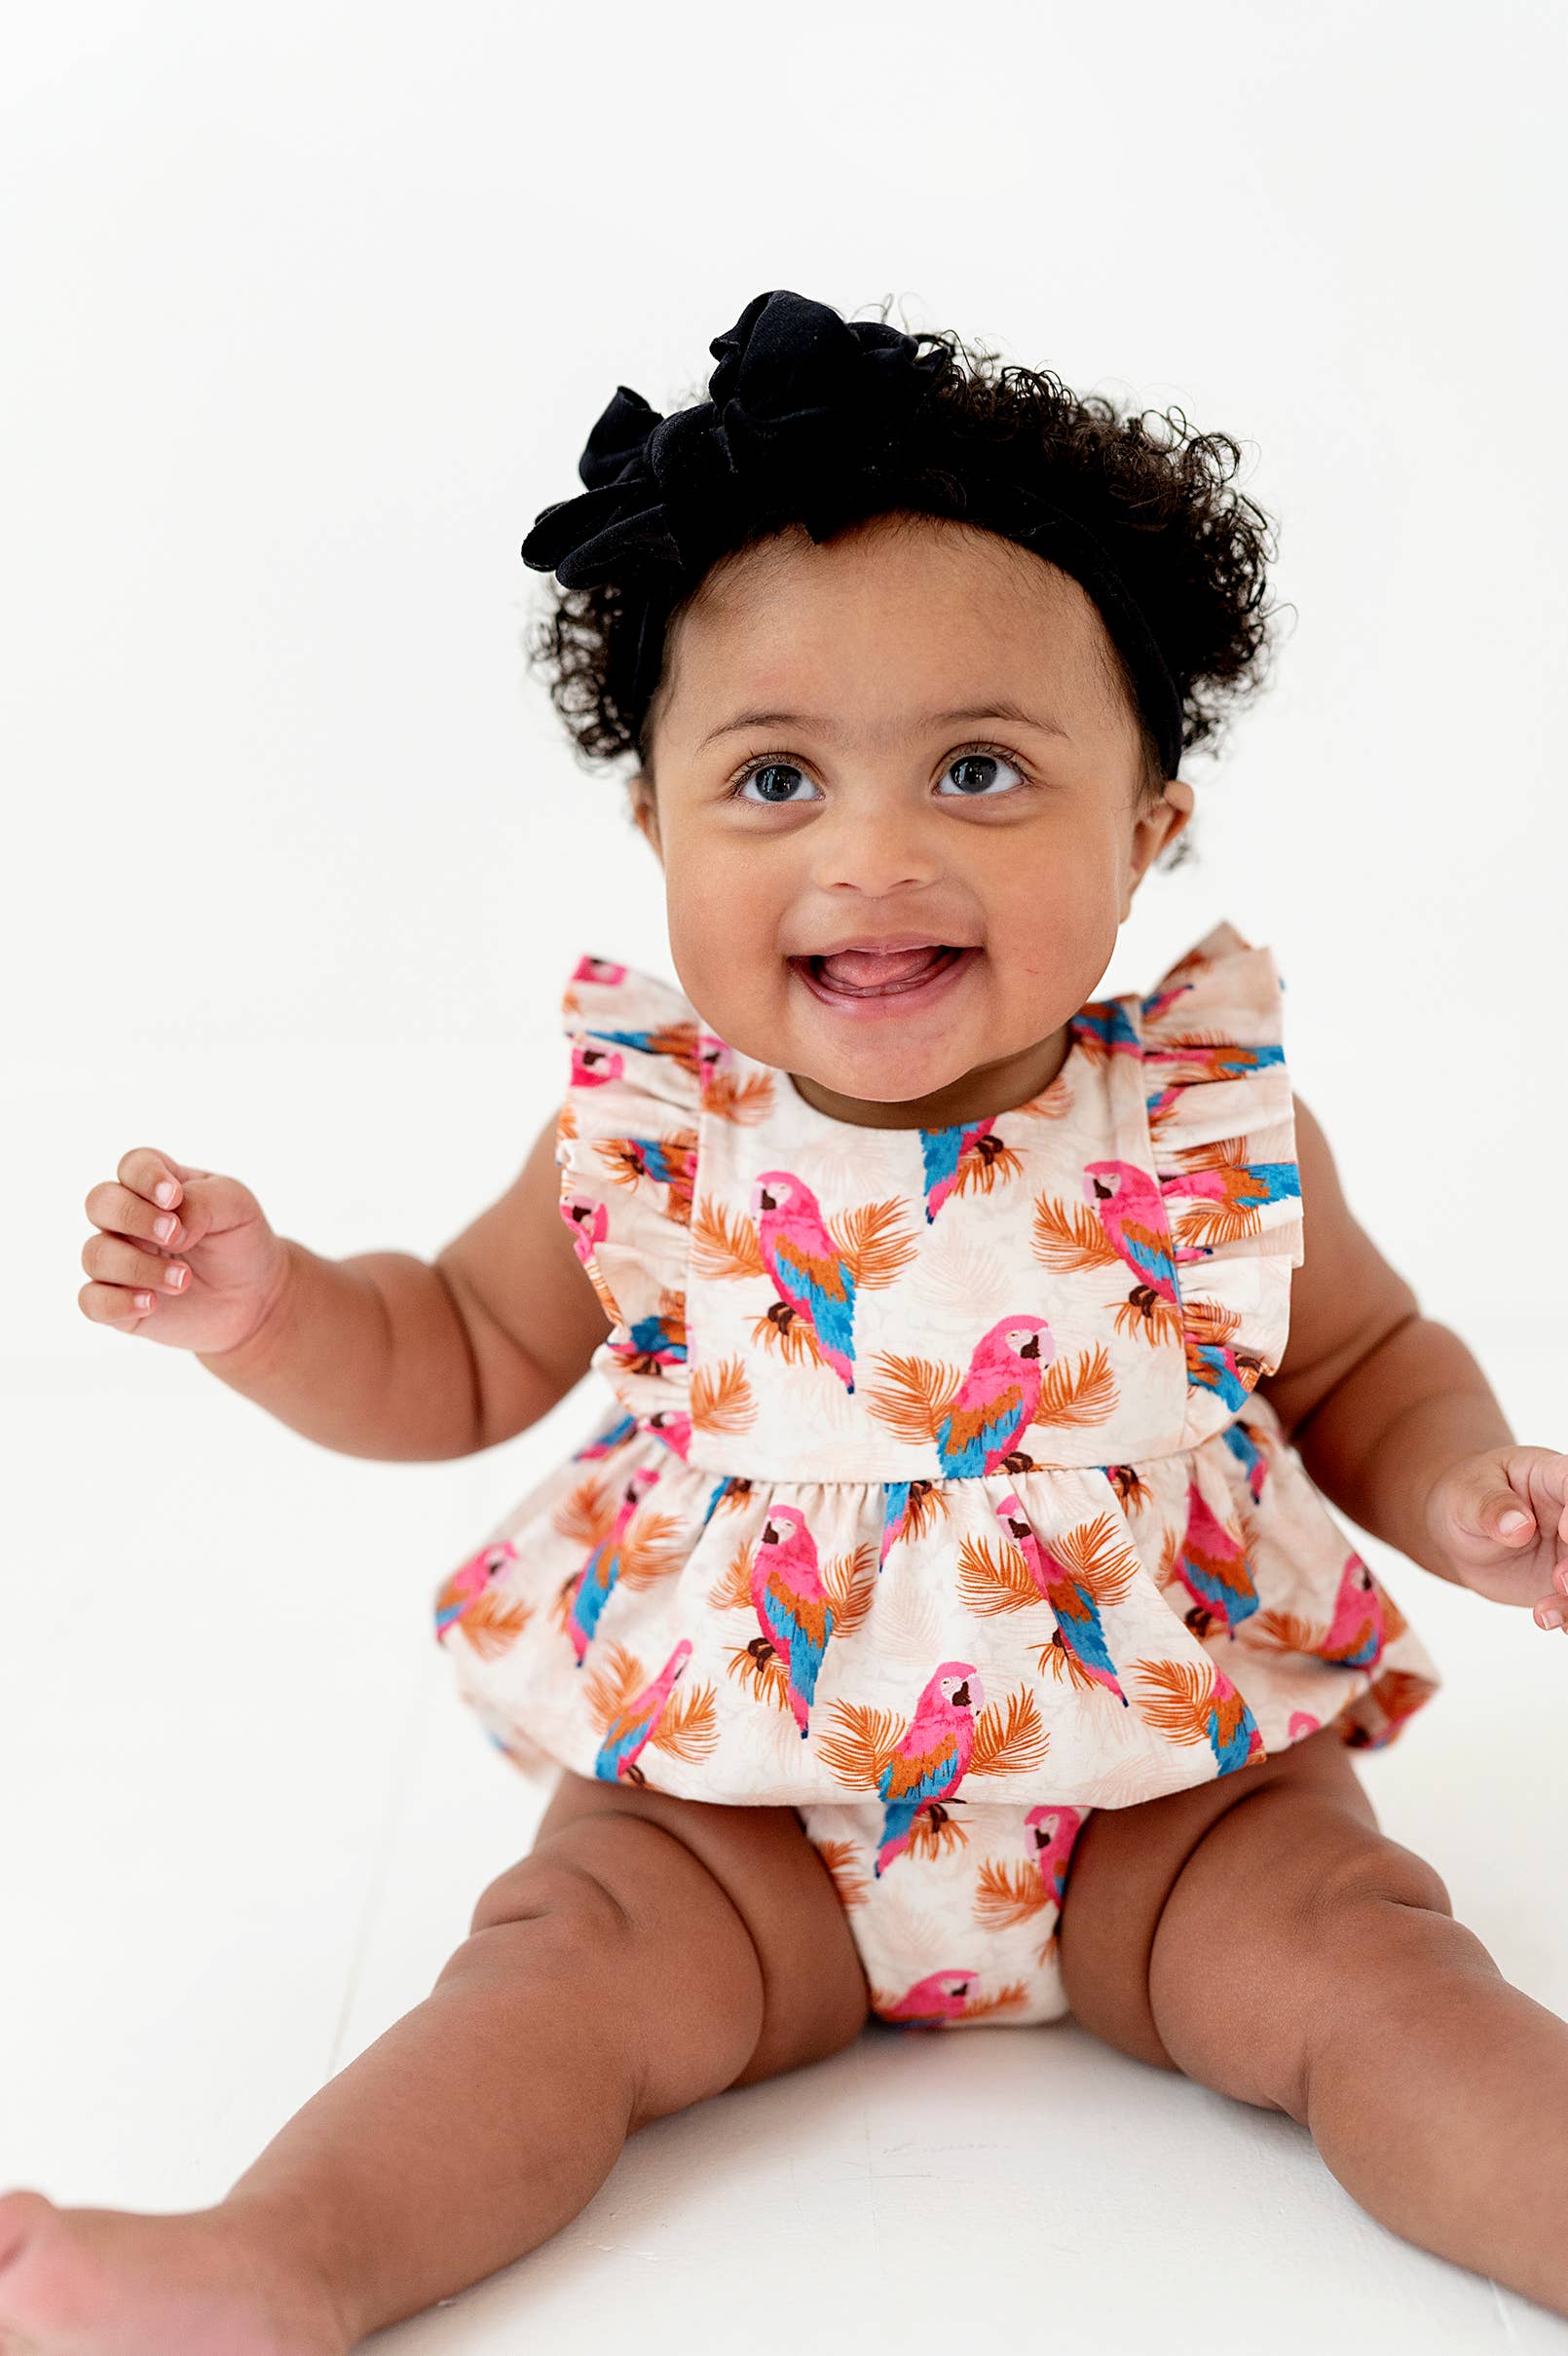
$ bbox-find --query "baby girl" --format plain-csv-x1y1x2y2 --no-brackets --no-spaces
20,288,1568,2349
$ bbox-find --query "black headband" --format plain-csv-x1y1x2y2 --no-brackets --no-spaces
521,289,1186,779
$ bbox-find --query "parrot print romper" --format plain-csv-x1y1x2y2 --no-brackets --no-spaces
433,918,1442,2031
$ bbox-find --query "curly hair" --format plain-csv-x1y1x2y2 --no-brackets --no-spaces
523,307,1284,873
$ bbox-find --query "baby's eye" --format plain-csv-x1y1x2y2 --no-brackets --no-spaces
735,761,821,805
937,748,1026,798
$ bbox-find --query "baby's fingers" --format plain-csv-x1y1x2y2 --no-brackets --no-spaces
85,1176,189,1253
114,1145,193,1214
77,1277,160,1328
79,1229,190,1304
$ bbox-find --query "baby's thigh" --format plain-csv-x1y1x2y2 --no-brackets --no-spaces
1058,1718,1450,2109
513,1769,871,2107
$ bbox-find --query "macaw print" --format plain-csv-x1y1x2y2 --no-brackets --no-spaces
1167,1478,1260,1636
749,1502,834,1738
432,1538,526,1660
1082,1157,1208,1341
595,1131,698,1225
754,1169,859,1391
570,1042,624,1089
880,1970,982,2027
1314,1550,1389,1670
1027,1803,1085,1920
564,1466,661,1664
879,1477,946,1565
874,1662,986,1878
592,1639,693,1784
917,1118,1021,1223
993,1494,1132,1703
935,1317,1053,1476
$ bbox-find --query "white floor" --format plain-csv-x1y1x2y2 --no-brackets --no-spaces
6,1336,1568,2354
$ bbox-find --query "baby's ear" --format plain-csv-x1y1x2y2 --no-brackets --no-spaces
627,771,662,863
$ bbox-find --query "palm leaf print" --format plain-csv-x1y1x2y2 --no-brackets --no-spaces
967,1686,1050,1776
582,1638,649,1727
710,1538,757,1614
1031,1342,1118,1431
727,1638,794,1714
616,1511,687,1589
951,1137,1025,1199
822,1543,879,1639
690,1356,758,1434
457,1590,534,1664
1132,1656,1216,1746
814,1700,908,1789
647,1679,720,1763
806,1837,868,1911
594,1135,660,1188
551,1474,617,1551
557,1098,579,1140
864,1352,962,1444
1049,1513,1141,1605
700,1066,775,1123
691,1197,768,1279
1031,1192,1122,1271
749,1308,828,1373
1251,1607,1322,1652
832,1198,919,1288
956,1533,1042,1615
1185,1295,1245,1350
973,1856,1051,1929
1035,1635,1111,1693
905,1809,972,1865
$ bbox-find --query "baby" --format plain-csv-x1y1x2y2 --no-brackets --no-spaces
21,287,1568,2350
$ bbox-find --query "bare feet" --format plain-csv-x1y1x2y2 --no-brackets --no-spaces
0,2188,351,2356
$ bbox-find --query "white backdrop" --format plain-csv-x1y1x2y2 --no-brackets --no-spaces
5,0,1568,2306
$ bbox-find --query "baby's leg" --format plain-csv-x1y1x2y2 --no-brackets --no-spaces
0,1770,871,2354
1058,1721,1568,2320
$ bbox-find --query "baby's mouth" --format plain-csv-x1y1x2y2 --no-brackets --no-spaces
791,944,975,1000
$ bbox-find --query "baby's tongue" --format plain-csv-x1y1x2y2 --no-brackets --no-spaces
817,945,946,991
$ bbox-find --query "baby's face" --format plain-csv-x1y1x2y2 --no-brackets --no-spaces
631,512,1191,1125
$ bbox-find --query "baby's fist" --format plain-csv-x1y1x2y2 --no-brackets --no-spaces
1424,1445,1568,1625
80,1147,292,1358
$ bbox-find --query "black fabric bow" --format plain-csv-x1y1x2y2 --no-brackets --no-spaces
521,288,1185,776
522,289,946,586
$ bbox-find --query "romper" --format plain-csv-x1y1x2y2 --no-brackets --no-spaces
432,918,1442,2030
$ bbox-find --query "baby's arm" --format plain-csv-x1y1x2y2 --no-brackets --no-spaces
1256,1093,1521,1586
200,1114,606,1459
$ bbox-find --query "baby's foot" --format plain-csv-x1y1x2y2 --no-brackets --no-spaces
0,2188,351,2356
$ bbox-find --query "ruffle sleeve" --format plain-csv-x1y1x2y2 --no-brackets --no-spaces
1139,919,1305,1451
555,953,704,1433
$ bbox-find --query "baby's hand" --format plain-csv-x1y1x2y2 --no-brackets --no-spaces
1424,1446,1568,1627
79,1146,293,1357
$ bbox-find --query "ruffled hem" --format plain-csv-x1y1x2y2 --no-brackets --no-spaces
1138,920,1305,1450
555,954,704,1429
434,1394,1440,1806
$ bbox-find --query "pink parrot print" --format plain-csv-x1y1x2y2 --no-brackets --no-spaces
1205,1661,1266,1774
1169,1478,1260,1636
1082,1158,1208,1325
572,954,627,987
996,1494,1130,1703
433,1538,522,1649
874,1662,986,1877
560,1191,607,1265
881,1970,981,2027
750,1502,835,1737
1315,1551,1387,1669
918,1118,996,1222
936,1316,1054,1476
570,1042,624,1088
593,1639,692,1783
565,1466,660,1664
753,1170,859,1391
1026,1803,1084,1915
